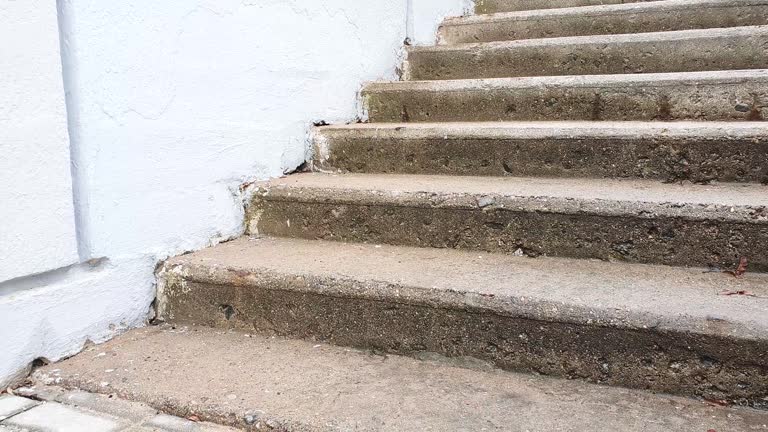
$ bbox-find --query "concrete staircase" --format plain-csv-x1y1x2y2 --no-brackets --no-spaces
29,0,768,430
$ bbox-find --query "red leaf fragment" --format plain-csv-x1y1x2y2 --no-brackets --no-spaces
723,257,748,278
704,398,729,407
187,415,201,422
719,290,757,297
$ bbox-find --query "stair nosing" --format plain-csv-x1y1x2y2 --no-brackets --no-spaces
444,0,768,26
408,24,768,52
315,121,768,140
254,173,768,224
363,69,768,92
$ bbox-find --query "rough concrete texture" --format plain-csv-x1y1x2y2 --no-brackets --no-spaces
362,69,768,122
407,26,768,80
3,387,235,432
475,0,656,13
0,396,37,421
158,236,768,404
313,121,768,183
3,402,126,431
31,325,768,431
441,0,768,43
247,173,768,270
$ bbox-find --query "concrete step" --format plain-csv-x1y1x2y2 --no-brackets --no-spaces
312,122,768,183
362,69,768,122
440,0,768,44
407,26,768,80
246,173,768,270
32,325,768,431
476,0,658,13
157,237,768,404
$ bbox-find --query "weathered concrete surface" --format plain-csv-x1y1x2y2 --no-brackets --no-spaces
408,26,768,80
156,237,768,405
247,173,768,270
441,0,768,43
32,325,768,430
5,387,236,432
475,0,655,13
313,121,768,183
362,70,768,122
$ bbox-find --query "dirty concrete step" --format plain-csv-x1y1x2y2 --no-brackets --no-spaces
475,0,658,14
31,325,768,431
362,69,768,122
246,173,768,270
440,0,768,44
312,122,768,183
407,26,768,80
157,237,768,404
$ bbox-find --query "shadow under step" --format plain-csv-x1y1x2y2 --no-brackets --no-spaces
313,121,768,183
362,70,768,122
246,173,768,270
440,0,768,44
407,26,768,80
33,324,768,430
157,237,768,406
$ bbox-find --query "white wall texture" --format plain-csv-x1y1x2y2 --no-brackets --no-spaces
0,0,468,388
0,0,78,283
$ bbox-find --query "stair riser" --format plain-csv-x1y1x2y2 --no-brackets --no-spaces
476,0,653,13
363,80,767,122
248,198,768,270
160,271,768,406
314,131,768,183
441,2,768,43
407,31,768,80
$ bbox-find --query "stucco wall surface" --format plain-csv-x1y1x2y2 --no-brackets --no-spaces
60,0,418,260
1,0,468,388
0,0,79,283
410,0,473,44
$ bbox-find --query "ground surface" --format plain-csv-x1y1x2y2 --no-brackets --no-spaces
25,325,768,431
0,389,236,431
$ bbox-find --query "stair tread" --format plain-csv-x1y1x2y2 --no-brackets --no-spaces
365,68,768,92
408,25,768,79
165,236,768,339
475,0,661,14
318,120,768,138
413,24,767,52
446,0,767,26
256,172,768,222
35,324,768,431
440,0,768,44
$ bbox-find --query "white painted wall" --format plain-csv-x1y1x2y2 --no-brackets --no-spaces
410,0,473,45
59,0,411,260
0,0,78,283
0,0,468,387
